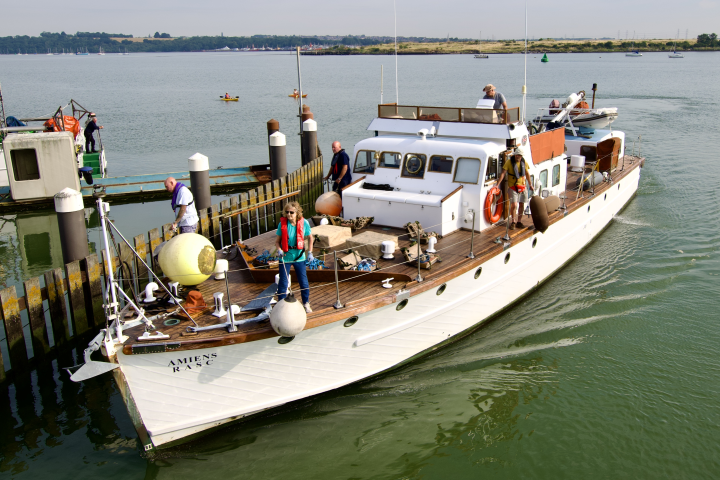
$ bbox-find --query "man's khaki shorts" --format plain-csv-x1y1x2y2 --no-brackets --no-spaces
509,188,527,204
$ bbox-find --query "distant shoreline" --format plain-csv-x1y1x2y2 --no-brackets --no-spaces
300,50,714,56
301,38,716,56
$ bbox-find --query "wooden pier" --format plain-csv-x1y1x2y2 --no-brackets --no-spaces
0,157,324,384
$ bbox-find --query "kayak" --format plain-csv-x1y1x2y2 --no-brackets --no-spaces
221,98,239,102
289,94,307,98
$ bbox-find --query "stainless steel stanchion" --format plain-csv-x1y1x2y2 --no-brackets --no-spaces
468,210,476,259
333,251,343,309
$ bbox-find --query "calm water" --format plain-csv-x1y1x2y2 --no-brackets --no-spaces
1,51,720,479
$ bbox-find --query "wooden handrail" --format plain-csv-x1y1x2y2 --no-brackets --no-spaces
441,185,463,203
342,176,366,191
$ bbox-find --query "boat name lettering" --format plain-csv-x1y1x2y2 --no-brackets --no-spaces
168,353,218,372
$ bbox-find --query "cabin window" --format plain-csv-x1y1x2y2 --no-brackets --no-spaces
552,164,561,187
428,155,453,174
453,157,481,184
10,149,41,181
354,150,376,174
539,169,548,189
378,152,402,169
401,153,427,179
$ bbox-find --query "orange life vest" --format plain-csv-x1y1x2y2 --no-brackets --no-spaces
280,217,305,251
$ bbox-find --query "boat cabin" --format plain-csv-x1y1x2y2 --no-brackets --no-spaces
343,103,581,233
2,132,82,200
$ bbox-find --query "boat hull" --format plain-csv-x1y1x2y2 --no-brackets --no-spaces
114,163,643,450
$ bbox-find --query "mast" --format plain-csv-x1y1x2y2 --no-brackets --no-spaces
394,0,399,104
296,46,304,139
0,83,7,142
522,3,527,123
381,65,384,104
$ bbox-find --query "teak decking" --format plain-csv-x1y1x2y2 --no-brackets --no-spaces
122,157,644,354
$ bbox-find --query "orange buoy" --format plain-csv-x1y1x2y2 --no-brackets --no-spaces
315,191,342,217
484,186,503,223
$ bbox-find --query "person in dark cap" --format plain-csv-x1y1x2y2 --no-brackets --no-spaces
83,113,103,153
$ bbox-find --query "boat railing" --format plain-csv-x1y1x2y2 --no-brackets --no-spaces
378,103,520,125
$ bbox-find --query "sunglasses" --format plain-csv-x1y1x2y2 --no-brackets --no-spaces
285,211,296,214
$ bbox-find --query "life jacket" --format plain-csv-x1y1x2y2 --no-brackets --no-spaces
280,216,305,251
171,183,194,211
507,158,527,192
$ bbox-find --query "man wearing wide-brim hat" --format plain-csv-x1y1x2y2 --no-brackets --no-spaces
482,84,508,110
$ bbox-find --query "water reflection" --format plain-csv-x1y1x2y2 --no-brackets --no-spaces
0,209,101,290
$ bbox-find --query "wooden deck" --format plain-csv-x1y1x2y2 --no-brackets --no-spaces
122,157,644,354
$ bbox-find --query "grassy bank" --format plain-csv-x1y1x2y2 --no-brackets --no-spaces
311,38,706,55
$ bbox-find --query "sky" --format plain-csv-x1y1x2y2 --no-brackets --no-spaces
5,0,718,40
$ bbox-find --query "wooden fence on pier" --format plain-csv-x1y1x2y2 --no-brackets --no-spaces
0,157,324,384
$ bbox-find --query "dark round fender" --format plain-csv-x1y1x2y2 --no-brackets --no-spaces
530,196,549,233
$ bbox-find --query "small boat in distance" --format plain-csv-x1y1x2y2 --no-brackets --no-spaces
98,47,105,55
289,93,307,98
668,33,684,58
626,40,642,57
474,31,488,58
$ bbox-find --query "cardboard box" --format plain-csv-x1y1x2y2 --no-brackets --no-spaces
345,231,399,260
311,224,352,250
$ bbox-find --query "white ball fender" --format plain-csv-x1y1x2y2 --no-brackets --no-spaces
158,233,217,286
270,294,307,337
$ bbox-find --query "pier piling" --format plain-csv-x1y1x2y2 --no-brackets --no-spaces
55,188,90,264
302,119,318,166
269,132,288,181
189,153,212,211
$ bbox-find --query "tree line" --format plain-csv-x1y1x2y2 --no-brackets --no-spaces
0,32,393,54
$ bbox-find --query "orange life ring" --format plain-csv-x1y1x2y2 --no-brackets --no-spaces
484,186,503,223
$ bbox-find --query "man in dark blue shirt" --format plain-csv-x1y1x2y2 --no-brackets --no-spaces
324,141,352,197
84,113,103,153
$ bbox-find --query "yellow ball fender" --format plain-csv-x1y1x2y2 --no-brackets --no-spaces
158,233,217,285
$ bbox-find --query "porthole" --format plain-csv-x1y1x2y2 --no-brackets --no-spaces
532,238,537,248
436,284,447,295
396,299,409,311
164,318,180,326
474,267,483,279
504,253,511,264
604,193,607,201
278,336,295,344
344,316,359,327
587,205,591,213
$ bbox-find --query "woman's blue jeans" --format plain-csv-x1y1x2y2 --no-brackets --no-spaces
278,261,309,304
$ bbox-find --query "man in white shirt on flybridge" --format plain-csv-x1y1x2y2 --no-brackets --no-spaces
164,177,199,234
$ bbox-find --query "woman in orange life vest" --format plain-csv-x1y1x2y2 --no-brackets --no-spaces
274,201,314,313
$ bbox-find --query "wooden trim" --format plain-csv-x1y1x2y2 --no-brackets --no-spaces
341,176,366,191
441,185,463,203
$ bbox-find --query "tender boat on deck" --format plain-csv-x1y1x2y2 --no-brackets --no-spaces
532,91,618,130
71,96,646,451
